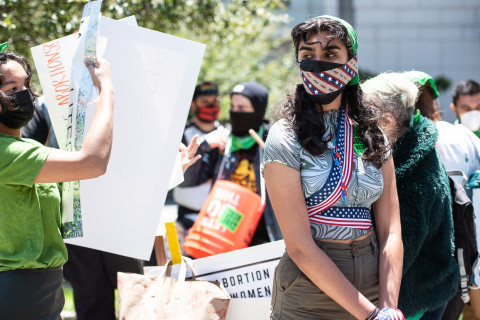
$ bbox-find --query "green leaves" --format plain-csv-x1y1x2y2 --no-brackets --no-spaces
1,0,295,121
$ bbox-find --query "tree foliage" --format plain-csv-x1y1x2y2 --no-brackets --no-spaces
0,0,296,120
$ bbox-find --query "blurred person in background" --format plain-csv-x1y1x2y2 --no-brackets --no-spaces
214,81,282,244
404,72,480,197
450,80,480,138
363,72,458,320
405,72,480,320
174,81,228,231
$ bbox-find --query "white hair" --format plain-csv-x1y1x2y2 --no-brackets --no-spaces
362,72,419,130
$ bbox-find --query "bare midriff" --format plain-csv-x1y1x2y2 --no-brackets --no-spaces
318,229,374,245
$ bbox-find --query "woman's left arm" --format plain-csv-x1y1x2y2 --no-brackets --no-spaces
373,155,403,308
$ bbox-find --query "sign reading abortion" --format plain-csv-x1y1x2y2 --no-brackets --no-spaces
144,241,286,298
31,5,205,259
188,240,285,299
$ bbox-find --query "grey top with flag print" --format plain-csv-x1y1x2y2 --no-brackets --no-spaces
262,109,384,241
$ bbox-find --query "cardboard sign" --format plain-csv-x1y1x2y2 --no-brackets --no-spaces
31,15,205,259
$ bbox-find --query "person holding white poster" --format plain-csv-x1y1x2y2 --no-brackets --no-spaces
262,16,404,320
0,46,114,319
20,92,202,320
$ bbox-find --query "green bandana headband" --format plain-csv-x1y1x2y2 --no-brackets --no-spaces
403,71,440,99
311,15,359,86
0,42,8,53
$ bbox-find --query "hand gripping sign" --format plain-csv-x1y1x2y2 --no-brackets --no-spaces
31,3,205,259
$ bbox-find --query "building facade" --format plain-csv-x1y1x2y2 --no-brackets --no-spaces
284,0,480,122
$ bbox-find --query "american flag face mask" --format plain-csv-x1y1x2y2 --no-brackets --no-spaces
300,55,358,104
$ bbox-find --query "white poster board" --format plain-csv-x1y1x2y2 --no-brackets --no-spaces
31,16,205,259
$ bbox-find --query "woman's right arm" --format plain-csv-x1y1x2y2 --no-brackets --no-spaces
264,162,377,320
34,58,114,183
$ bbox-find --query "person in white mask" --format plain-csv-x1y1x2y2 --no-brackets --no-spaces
406,72,480,320
450,80,480,138
405,72,480,189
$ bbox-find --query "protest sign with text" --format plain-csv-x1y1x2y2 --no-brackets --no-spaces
31,13,205,259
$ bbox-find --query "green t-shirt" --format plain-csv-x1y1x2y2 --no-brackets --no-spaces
0,133,67,271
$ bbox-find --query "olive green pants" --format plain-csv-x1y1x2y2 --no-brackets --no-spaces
271,232,379,320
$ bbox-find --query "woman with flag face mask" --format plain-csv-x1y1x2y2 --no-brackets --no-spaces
262,16,404,320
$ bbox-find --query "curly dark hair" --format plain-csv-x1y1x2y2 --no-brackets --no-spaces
276,17,388,168
0,51,38,113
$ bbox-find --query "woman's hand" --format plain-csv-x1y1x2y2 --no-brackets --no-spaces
35,57,115,183
373,307,404,320
85,57,112,92
180,134,201,173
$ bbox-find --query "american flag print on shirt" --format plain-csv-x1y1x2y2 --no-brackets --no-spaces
304,107,353,212
310,206,372,230
304,107,373,230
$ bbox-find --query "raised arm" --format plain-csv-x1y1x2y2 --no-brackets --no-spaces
35,58,114,183
372,156,403,308
264,162,378,320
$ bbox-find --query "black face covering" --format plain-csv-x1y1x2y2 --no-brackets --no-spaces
307,89,344,105
300,60,344,73
229,110,264,137
0,89,36,129
300,60,350,105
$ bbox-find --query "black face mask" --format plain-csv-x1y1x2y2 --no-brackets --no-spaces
307,89,344,106
0,89,36,129
229,110,264,137
300,60,349,105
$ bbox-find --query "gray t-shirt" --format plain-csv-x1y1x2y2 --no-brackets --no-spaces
262,110,384,240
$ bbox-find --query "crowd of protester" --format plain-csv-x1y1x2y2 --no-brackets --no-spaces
1,12,480,320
